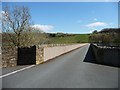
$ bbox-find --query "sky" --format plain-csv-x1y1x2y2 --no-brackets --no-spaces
2,2,118,34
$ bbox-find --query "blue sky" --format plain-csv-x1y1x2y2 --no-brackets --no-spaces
2,2,118,34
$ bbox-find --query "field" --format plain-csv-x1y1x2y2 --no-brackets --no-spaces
48,34,89,44
2,33,90,46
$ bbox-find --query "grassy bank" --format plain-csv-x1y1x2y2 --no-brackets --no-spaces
48,34,89,44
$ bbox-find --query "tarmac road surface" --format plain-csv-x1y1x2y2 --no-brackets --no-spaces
2,44,118,88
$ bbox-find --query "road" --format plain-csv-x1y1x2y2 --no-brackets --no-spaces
2,44,118,88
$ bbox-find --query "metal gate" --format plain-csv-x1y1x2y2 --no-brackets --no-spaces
17,46,36,65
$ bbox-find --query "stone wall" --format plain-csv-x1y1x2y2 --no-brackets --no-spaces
92,44,120,67
2,46,17,67
2,46,44,67
2,43,87,67
36,46,44,64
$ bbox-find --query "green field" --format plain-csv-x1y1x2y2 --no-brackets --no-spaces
48,34,89,44
2,33,90,47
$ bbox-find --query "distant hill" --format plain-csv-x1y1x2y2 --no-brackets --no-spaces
99,28,120,33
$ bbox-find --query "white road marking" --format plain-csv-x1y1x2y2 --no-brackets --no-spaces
0,65,35,78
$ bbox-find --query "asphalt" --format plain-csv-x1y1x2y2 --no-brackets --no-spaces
2,44,118,88
2,65,32,75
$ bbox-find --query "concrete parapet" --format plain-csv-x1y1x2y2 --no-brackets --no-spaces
44,44,87,61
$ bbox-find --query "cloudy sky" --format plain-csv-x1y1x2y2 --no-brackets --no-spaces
2,2,118,33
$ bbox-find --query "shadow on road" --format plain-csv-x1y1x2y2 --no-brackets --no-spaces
83,44,97,64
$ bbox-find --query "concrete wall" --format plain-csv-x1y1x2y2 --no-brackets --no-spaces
44,44,87,61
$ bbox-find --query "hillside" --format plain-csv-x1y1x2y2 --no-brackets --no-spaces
48,34,89,44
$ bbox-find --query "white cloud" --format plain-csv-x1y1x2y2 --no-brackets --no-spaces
31,24,54,32
1,11,5,14
0,11,5,18
0,11,9,20
89,30,94,33
86,22,108,27
0,11,5,33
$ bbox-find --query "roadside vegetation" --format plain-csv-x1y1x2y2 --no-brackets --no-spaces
89,28,120,45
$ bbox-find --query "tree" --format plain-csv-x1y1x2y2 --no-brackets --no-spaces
2,5,33,47
92,30,98,34
19,27,48,47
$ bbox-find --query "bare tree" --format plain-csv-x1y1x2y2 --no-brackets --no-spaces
2,5,32,47
19,27,47,47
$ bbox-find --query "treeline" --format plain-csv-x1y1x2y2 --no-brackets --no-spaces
89,28,120,44
47,33,75,38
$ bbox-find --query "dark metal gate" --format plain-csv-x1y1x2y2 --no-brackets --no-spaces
17,46,36,65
